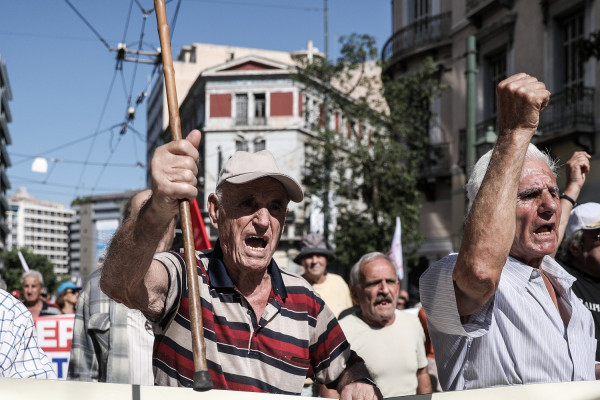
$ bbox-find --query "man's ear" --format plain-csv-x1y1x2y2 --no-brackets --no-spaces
207,193,220,230
350,286,359,306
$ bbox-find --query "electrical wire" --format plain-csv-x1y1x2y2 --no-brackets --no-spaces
11,153,141,168
73,69,119,197
122,0,135,45
185,0,322,12
63,0,111,49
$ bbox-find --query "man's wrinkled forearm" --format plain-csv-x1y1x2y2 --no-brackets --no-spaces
99,203,168,308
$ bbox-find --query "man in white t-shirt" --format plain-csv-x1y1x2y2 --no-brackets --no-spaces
338,252,431,397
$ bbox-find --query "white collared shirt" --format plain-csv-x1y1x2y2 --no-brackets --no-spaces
420,254,596,391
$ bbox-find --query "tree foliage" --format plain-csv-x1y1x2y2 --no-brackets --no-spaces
294,34,446,273
0,248,57,294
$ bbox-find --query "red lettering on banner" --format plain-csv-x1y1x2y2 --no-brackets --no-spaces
34,315,75,352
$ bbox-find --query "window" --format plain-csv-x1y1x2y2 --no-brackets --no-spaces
254,93,266,125
485,50,506,120
411,0,431,38
560,10,584,92
412,0,430,23
235,94,248,125
254,138,266,152
236,139,248,152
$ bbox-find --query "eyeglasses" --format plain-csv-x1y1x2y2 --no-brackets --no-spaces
583,229,600,243
64,289,79,295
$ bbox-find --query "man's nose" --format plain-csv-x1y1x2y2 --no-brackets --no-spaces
539,190,559,213
254,207,270,226
379,281,390,293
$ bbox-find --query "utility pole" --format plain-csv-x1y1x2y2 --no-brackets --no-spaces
466,35,477,178
322,0,332,244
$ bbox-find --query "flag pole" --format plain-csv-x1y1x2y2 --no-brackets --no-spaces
154,0,212,391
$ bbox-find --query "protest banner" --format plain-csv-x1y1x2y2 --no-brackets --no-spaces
34,314,75,379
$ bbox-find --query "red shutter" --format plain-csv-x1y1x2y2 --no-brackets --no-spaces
270,92,294,116
210,94,232,117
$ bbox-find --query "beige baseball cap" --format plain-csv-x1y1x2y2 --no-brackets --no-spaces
217,150,303,203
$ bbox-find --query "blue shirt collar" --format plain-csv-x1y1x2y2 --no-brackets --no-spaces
207,239,288,300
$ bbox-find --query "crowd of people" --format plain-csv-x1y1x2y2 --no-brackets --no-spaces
0,73,598,398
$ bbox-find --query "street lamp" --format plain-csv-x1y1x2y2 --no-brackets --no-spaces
475,125,497,159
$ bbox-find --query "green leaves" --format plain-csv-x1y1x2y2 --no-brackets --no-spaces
0,248,57,294
295,35,446,277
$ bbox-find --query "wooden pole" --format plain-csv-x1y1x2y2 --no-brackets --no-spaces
154,0,213,391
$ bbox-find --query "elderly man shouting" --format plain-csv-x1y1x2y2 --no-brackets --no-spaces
100,132,381,399
420,73,597,391
341,252,431,397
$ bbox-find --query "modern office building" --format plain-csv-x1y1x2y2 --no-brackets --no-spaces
7,188,74,276
383,0,600,271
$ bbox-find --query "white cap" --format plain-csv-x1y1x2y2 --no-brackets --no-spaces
565,202,600,238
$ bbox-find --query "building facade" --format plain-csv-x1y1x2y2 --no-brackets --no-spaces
0,55,13,257
7,188,74,276
146,42,377,271
383,0,600,268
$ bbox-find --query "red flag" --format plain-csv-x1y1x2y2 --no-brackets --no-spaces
190,198,212,250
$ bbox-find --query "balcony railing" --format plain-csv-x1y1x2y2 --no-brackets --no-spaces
466,0,513,14
382,12,452,66
538,86,595,136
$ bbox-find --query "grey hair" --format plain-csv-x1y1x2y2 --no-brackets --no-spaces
559,229,584,262
349,252,396,288
466,143,558,211
215,184,224,201
21,270,44,287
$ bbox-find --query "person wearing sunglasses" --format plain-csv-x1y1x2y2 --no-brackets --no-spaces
56,282,81,314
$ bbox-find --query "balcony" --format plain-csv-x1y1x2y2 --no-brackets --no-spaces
382,12,452,69
537,86,595,150
466,0,514,27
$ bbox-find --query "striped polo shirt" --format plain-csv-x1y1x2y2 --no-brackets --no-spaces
152,241,353,393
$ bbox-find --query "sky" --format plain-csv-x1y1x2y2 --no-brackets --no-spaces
0,0,392,206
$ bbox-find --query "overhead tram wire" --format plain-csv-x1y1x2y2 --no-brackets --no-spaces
73,69,119,198
63,0,111,50
11,153,140,169
185,0,322,12
10,126,121,167
62,0,181,199
88,0,182,197
63,1,164,198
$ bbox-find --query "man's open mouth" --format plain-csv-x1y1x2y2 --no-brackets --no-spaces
534,224,554,235
245,236,267,250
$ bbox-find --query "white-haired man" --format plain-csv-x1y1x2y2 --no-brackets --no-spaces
420,73,597,391
22,270,60,318
340,252,430,397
